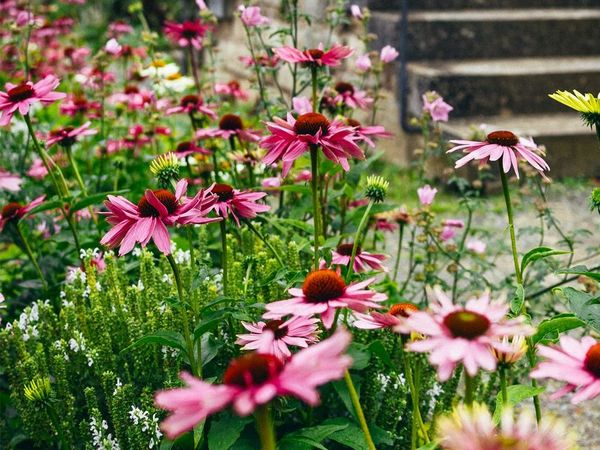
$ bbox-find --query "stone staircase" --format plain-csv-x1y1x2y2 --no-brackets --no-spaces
368,0,600,177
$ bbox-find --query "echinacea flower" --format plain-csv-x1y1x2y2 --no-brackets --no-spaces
549,89,600,128
531,335,600,404
45,122,97,147
155,328,352,439
437,402,577,450
264,269,386,328
405,287,532,380
210,183,270,226
422,92,453,122
353,303,418,332
0,196,45,232
214,81,249,101
166,94,217,120
379,45,399,63
261,112,363,176
236,316,320,360
333,81,373,110
346,118,392,147
238,5,270,27
196,114,261,143
417,185,437,206
105,38,122,55
491,335,527,365
164,20,211,50
100,180,219,255
331,243,388,273
173,141,211,158
448,130,550,178
0,169,23,191
0,75,66,126
273,43,353,67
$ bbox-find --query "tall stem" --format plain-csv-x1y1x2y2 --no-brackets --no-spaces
346,201,374,281
255,405,277,450
309,146,321,270
344,370,376,450
393,224,404,281
188,47,201,95
499,364,508,405
464,371,474,405
166,254,198,377
16,223,47,291
400,339,429,447
244,220,284,267
219,220,229,295
311,66,319,112
65,145,87,196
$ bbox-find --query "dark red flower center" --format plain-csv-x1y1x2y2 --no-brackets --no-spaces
294,113,330,136
264,320,289,339
180,94,200,107
50,127,76,146
389,303,418,318
124,85,139,94
486,130,519,147
212,183,234,202
219,114,244,131
228,81,240,90
7,83,35,102
584,343,600,378
223,353,283,387
337,243,360,256
347,118,361,128
176,141,194,153
335,81,354,95
305,49,324,60
181,23,201,39
137,190,178,217
302,269,346,303
443,310,490,340
1,202,22,220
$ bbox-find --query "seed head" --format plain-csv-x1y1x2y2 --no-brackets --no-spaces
365,175,389,203
24,376,52,403
150,153,180,188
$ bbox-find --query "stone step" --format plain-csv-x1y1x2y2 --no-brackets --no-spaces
370,9,600,60
368,0,600,11
439,113,600,177
407,56,600,117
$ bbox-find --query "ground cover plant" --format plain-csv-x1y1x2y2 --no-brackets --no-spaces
0,1,600,449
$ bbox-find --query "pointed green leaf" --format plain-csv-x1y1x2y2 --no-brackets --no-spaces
121,330,186,354
521,246,571,273
532,313,584,345
493,384,545,424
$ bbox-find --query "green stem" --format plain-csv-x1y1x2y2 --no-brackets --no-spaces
595,124,600,150
499,365,508,405
16,223,47,291
188,47,201,95
401,341,430,446
346,201,374,282
255,405,277,450
44,401,68,449
311,66,319,112
166,254,198,377
464,370,474,405
219,220,229,295
244,220,285,267
393,223,404,281
309,146,321,270
344,370,376,450
65,145,87,196
498,165,522,285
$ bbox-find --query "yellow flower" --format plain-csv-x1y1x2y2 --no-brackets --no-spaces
549,90,600,128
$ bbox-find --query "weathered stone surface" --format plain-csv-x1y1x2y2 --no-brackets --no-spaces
369,0,600,11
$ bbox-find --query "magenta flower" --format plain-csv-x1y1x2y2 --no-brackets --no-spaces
448,130,550,178
214,81,249,101
292,96,312,115
164,20,211,50
45,122,97,147
353,303,418,332
273,43,353,67
60,94,101,117
238,5,270,27
531,335,600,404
261,177,282,189
262,112,363,176
210,183,270,226
155,329,352,439
440,219,464,242
417,184,437,206
333,81,373,110
173,141,211,158
0,169,23,192
236,316,320,360
0,75,66,126
100,180,219,255
196,114,260,143
380,45,399,63
347,119,392,147
0,195,45,232
166,94,217,120
422,93,453,122
331,243,388,273
405,287,532,381
264,269,386,329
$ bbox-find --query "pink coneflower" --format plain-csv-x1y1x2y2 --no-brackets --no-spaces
0,168,23,191
355,54,372,72
214,81,249,101
374,217,398,232
380,45,399,63
262,112,363,176
100,180,219,255
440,219,464,242
531,335,600,404
292,96,312,115
333,81,373,110
261,177,282,189
166,94,217,120
238,5,270,27
164,20,211,50
422,91,453,122
45,122,97,147
347,118,392,147
155,328,352,439
448,131,550,178
108,20,133,37
405,287,532,380
353,303,418,332
108,85,154,110
196,114,261,143
236,316,320,360
173,141,211,158
27,158,48,180
264,269,386,329
210,183,270,226
294,169,312,183
417,185,437,206
273,43,353,67
59,94,101,117
240,53,280,68
0,196,45,232
0,75,66,125
437,403,577,450
466,238,486,254
331,243,388,273
104,38,122,55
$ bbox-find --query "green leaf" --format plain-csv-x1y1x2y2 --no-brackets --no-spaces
492,384,545,424
367,340,393,368
207,414,251,450
22,199,64,218
520,246,570,273
557,265,600,282
562,287,600,333
279,424,350,450
69,189,129,213
532,313,584,345
347,342,371,370
277,436,327,450
417,444,439,450
510,284,525,315
121,330,186,354
193,311,229,341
